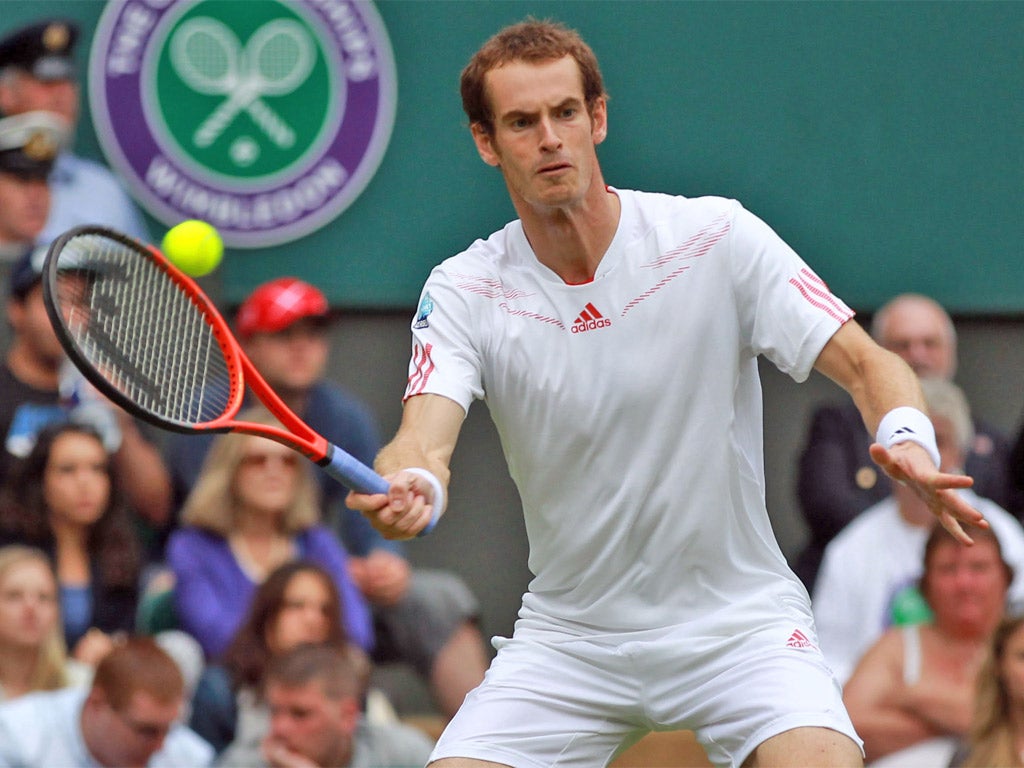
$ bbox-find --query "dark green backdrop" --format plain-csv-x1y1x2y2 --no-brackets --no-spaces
5,1,1022,313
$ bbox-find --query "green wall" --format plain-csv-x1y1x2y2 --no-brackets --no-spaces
5,1,1022,313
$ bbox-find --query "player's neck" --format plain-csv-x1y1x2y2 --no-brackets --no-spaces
6,342,60,390
519,185,620,284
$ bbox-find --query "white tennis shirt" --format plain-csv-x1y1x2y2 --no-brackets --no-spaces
406,189,852,636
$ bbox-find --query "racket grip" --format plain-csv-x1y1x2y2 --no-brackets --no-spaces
322,446,438,537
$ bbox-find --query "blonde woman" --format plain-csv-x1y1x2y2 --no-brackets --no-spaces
0,545,89,700
166,409,371,659
955,615,1024,767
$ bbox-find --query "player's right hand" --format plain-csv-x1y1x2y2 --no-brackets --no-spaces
346,469,436,540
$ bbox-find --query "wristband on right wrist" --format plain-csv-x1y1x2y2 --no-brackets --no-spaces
875,406,941,468
404,467,444,536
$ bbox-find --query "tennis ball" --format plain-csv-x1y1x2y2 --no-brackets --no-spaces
161,220,224,277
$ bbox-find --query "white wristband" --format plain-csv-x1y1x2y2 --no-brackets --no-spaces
876,407,941,468
404,467,445,532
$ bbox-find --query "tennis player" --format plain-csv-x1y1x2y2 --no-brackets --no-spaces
347,19,985,768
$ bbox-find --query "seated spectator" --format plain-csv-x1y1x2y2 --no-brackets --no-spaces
0,635,212,766
1,245,172,531
166,277,488,718
953,614,1024,767
843,524,1012,763
0,422,141,666
794,294,1015,591
219,642,434,768
165,409,371,660
0,544,88,700
0,18,151,243
191,560,380,754
813,378,1024,684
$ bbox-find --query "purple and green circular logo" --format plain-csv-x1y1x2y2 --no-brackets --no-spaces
89,0,396,247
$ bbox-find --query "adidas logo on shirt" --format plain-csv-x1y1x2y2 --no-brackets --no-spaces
571,302,612,334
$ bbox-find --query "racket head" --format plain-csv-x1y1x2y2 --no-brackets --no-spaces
41,225,246,435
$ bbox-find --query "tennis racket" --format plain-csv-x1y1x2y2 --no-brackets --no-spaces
42,225,436,532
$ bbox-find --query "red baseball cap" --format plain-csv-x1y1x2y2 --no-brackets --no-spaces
235,277,330,336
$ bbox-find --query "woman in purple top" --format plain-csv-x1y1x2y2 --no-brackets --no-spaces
166,408,372,659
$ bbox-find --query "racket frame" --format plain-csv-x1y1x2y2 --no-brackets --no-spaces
41,224,425,509
42,225,330,465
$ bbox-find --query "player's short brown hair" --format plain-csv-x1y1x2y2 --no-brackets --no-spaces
460,18,607,135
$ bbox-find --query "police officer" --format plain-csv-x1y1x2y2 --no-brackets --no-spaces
0,109,66,260
0,18,149,242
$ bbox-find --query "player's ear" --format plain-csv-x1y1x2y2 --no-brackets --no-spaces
590,97,608,146
471,123,501,167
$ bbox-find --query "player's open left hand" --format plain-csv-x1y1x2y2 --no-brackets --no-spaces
346,470,437,540
869,440,985,544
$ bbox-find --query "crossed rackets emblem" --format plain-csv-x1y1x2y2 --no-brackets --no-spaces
170,17,315,150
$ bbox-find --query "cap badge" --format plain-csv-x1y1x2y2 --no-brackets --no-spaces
24,131,58,161
43,23,70,53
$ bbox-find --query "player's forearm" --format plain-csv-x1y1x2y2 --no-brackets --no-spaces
815,322,926,436
851,348,927,438
373,393,463,489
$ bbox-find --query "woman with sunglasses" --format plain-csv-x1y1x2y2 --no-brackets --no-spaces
166,408,372,661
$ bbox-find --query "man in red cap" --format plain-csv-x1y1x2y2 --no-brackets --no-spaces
165,277,489,722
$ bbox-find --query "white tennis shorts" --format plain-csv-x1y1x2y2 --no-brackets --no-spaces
430,615,861,767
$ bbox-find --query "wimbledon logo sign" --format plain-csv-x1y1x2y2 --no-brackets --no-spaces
89,0,397,247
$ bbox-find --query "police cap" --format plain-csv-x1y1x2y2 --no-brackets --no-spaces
0,110,67,179
0,19,79,82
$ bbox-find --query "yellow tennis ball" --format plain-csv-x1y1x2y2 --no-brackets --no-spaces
161,220,223,277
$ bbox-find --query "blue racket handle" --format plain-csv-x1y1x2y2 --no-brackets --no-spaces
322,445,438,536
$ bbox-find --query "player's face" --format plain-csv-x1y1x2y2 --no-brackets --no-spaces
999,624,1024,709
43,432,111,529
0,558,59,649
473,56,607,213
924,538,1009,634
265,571,334,654
233,436,301,516
0,174,50,243
265,680,356,766
243,320,329,395
880,301,956,379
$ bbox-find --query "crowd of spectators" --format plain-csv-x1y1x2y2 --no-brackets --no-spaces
1,12,1024,768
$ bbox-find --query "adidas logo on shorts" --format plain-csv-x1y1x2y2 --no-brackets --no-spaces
786,629,815,649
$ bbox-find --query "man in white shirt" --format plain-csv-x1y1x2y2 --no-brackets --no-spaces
0,636,212,767
348,19,984,768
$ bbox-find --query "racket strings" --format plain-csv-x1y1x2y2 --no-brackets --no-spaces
56,235,234,427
